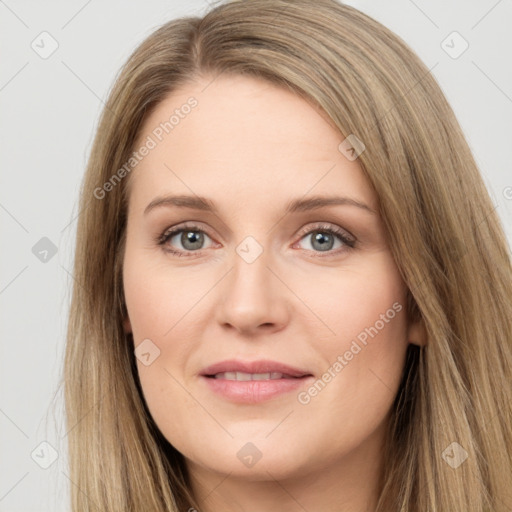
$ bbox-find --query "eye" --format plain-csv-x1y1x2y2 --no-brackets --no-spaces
157,223,214,256
294,223,355,256
157,222,356,258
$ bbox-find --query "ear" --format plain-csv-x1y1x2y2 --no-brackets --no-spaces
123,315,132,334
407,317,427,347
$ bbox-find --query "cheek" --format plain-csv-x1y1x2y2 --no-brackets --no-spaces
297,253,409,407
123,246,210,340
123,257,201,437
299,251,407,349
123,249,213,421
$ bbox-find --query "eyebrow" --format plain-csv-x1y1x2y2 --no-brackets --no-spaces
143,194,377,216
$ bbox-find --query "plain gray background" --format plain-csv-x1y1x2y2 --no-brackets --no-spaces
1,0,511,510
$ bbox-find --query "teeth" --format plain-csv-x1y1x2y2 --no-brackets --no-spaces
252,372,271,380
213,371,289,381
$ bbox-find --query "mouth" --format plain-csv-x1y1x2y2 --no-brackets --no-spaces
199,359,314,403
200,359,313,379
206,371,309,381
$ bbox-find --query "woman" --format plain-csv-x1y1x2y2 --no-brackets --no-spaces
63,0,512,510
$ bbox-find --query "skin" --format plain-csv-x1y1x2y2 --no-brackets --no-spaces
122,73,426,512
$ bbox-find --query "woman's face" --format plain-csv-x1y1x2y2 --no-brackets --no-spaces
122,74,424,484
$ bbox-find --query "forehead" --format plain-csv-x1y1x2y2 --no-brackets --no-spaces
129,74,377,214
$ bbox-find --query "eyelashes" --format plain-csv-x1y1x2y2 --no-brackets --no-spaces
157,224,215,257
156,222,356,258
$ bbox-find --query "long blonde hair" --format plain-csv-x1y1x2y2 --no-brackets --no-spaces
63,0,512,510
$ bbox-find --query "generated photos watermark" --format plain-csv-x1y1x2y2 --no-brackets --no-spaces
93,97,198,200
297,301,403,405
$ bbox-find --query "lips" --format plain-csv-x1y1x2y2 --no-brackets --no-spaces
200,359,313,379
200,359,314,403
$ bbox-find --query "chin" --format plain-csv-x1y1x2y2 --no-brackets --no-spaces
185,439,315,482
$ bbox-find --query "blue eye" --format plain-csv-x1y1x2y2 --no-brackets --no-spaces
157,224,214,256
296,226,355,254
157,222,355,258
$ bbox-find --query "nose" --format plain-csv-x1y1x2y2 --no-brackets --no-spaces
215,244,290,336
